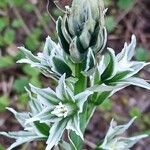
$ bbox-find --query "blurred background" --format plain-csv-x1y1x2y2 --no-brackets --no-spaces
0,0,150,149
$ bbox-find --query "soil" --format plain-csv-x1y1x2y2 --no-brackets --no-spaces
0,0,150,149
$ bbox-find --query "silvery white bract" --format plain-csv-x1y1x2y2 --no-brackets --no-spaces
0,75,92,150
18,36,96,79
89,35,150,104
100,117,148,150
1,0,150,149
24,75,92,150
17,36,72,79
0,90,50,150
57,0,107,62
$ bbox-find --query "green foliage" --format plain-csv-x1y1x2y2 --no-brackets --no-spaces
23,65,40,77
135,47,150,61
23,3,35,12
18,93,29,104
117,0,134,10
0,0,150,150
13,0,25,7
105,16,116,33
100,117,148,150
4,29,15,45
129,107,142,118
0,0,7,8
99,99,112,111
30,76,42,87
13,78,29,93
0,18,8,31
53,8,63,17
0,144,5,150
0,96,10,112
12,19,23,28
0,56,14,68
104,0,111,7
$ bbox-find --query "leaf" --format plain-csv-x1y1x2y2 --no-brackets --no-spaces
25,35,39,50
0,56,14,68
69,37,83,61
135,47,150,61
18,93,28,104
34,121,50,136
12,19,23,28
79,18,95,49
59,141,72,150
13,78,29,93
0,131,44,150
100,117,144,150
117,0,134,10
0,18,8,31
105,16,116,33
83,48,96,72
30,76,42,87
116,135,148,148
106,71,130,84
95,92,111,105
46,120,67,150
4,29,15,45
0,144,5,150
99,98,112,111
61,15,72,44
52,57,72,78
0,96,10,112
30,84,59,105
129,107,142,118
56,17,69,54
13,0,25,6
18,47,40,63
23,3,35,12
67,114,83,140
116,35,136,62
0,0,7,8
23,65,40,77
6,107,30,128
101,48,116,80
75,90,93,113
121,77,150,90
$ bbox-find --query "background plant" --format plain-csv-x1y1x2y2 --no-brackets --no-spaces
0,0,150,149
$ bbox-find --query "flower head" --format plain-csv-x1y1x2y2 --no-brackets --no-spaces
56,0,107,62
25,74,92,149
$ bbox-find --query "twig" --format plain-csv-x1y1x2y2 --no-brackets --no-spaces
54,0,66,13
7,76,14,96
33,6,51,35
0,9,7,16
0,64,21,74
8,1,31,36
47,0,56,24
116,0,138,25
84,139,97,149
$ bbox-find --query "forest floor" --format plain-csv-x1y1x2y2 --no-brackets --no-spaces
0,0,150,149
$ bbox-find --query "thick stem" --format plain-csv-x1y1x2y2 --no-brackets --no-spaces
74,63,87,94
70,63,97,150
70,63,87,149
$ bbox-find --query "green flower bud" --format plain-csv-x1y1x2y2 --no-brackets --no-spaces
56,0,107,62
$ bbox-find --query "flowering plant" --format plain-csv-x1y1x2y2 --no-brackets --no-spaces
1,0,149,149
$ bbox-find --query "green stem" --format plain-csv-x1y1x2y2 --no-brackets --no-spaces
74,63,86,94
70,63,97,150
70,63,87,149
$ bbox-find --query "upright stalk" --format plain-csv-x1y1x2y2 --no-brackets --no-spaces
70,63,96,150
